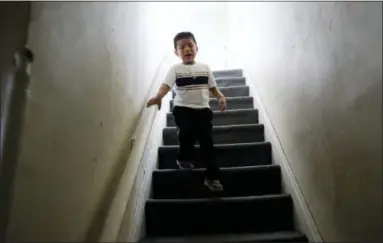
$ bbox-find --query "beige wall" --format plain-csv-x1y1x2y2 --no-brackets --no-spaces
6,2,168,242
227,2,382,242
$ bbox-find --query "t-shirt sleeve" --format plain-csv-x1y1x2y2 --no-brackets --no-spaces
207,65,217,88
163,65,176,88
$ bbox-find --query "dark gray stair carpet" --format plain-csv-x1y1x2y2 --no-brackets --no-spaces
167,108,259,127
158,142,272,169
215,77,247,87
172,85,249,98
146,194,294,237
152,165,282,199
163,124,265,145
213,69,243,78
169,96,254,111
141,231,308,243
140,69,308,242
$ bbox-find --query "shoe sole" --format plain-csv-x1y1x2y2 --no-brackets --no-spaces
176,161,194,169
204,180,224,192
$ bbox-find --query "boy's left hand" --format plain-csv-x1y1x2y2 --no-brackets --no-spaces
218,96,227,111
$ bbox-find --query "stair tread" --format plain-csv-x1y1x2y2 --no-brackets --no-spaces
214,77,247,87
163,123,264,145
170,96,253,103
213,69,243,78
218,85,249,90
172,85,249,98
213,68,243,73
152,165,282,199
167,107,257,116
142,231,307,243
215,76,246,81
148,193,290,203
145,194,293,236
158,142,272,169
164,123,263,130
155,164,278,173
166,108,259,127
160,141,270,149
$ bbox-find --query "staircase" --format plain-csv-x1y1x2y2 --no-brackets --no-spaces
141,69,308,242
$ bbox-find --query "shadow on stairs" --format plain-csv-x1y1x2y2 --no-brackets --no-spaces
140,69,308,243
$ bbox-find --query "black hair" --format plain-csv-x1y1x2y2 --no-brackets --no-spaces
173,32,197,49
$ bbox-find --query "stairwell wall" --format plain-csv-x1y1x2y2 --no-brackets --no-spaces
6,2,171,241
227,2,382,242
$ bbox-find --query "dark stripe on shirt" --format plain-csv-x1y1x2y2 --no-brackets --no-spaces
175,76,209,87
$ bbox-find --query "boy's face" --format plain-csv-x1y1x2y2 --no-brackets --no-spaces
175,38,198,64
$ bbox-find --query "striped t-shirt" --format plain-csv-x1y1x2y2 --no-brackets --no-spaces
163,62,217,109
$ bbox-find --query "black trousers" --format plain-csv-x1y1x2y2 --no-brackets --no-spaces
172,106,220,180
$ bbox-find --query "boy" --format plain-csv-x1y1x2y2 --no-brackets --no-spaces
147,32,226,192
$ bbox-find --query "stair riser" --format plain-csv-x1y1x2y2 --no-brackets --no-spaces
145,195,294,237
170,97,254,111
167,110,258,127
158,143,272,169
215,77,246,87
213,69,243,78
152,166,282,199
163,126,265,145
172,86,249,98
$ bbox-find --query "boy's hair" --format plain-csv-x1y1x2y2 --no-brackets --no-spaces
173,32,197,49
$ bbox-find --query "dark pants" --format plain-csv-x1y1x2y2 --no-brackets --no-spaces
172,106,220,180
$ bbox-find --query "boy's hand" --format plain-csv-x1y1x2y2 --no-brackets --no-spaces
218,96,227,111
147,96,162,110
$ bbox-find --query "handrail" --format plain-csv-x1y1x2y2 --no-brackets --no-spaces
0,46,34,242
129,54,170,150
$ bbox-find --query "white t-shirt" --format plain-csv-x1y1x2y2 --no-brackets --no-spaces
163,62,217,109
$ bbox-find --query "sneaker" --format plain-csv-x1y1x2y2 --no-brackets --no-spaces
204,179,223,192
176,160,194,169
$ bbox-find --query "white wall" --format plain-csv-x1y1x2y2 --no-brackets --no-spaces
151,2,229,70
6,2,169,241
6,2,231,241
227,2,382,242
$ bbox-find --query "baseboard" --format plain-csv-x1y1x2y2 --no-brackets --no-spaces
245,73,323,242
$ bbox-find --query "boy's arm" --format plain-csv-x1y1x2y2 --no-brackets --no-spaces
207,65,224,98
209,86,224,98
155,84,171,99
207,65,227,111
147,66,175,109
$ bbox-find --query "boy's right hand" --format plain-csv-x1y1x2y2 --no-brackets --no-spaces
146,96,162,110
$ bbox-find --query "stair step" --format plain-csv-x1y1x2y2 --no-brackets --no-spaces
213,69,243,78
158,142,271,169
152,165,281,199
141,231,308,243
167,108,258,127
172,85,249,98
163,124,264,145
215,77,246,87
170,96,253,111
145,194,294,237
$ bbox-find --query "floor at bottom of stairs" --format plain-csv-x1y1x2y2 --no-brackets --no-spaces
141,231,308,242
